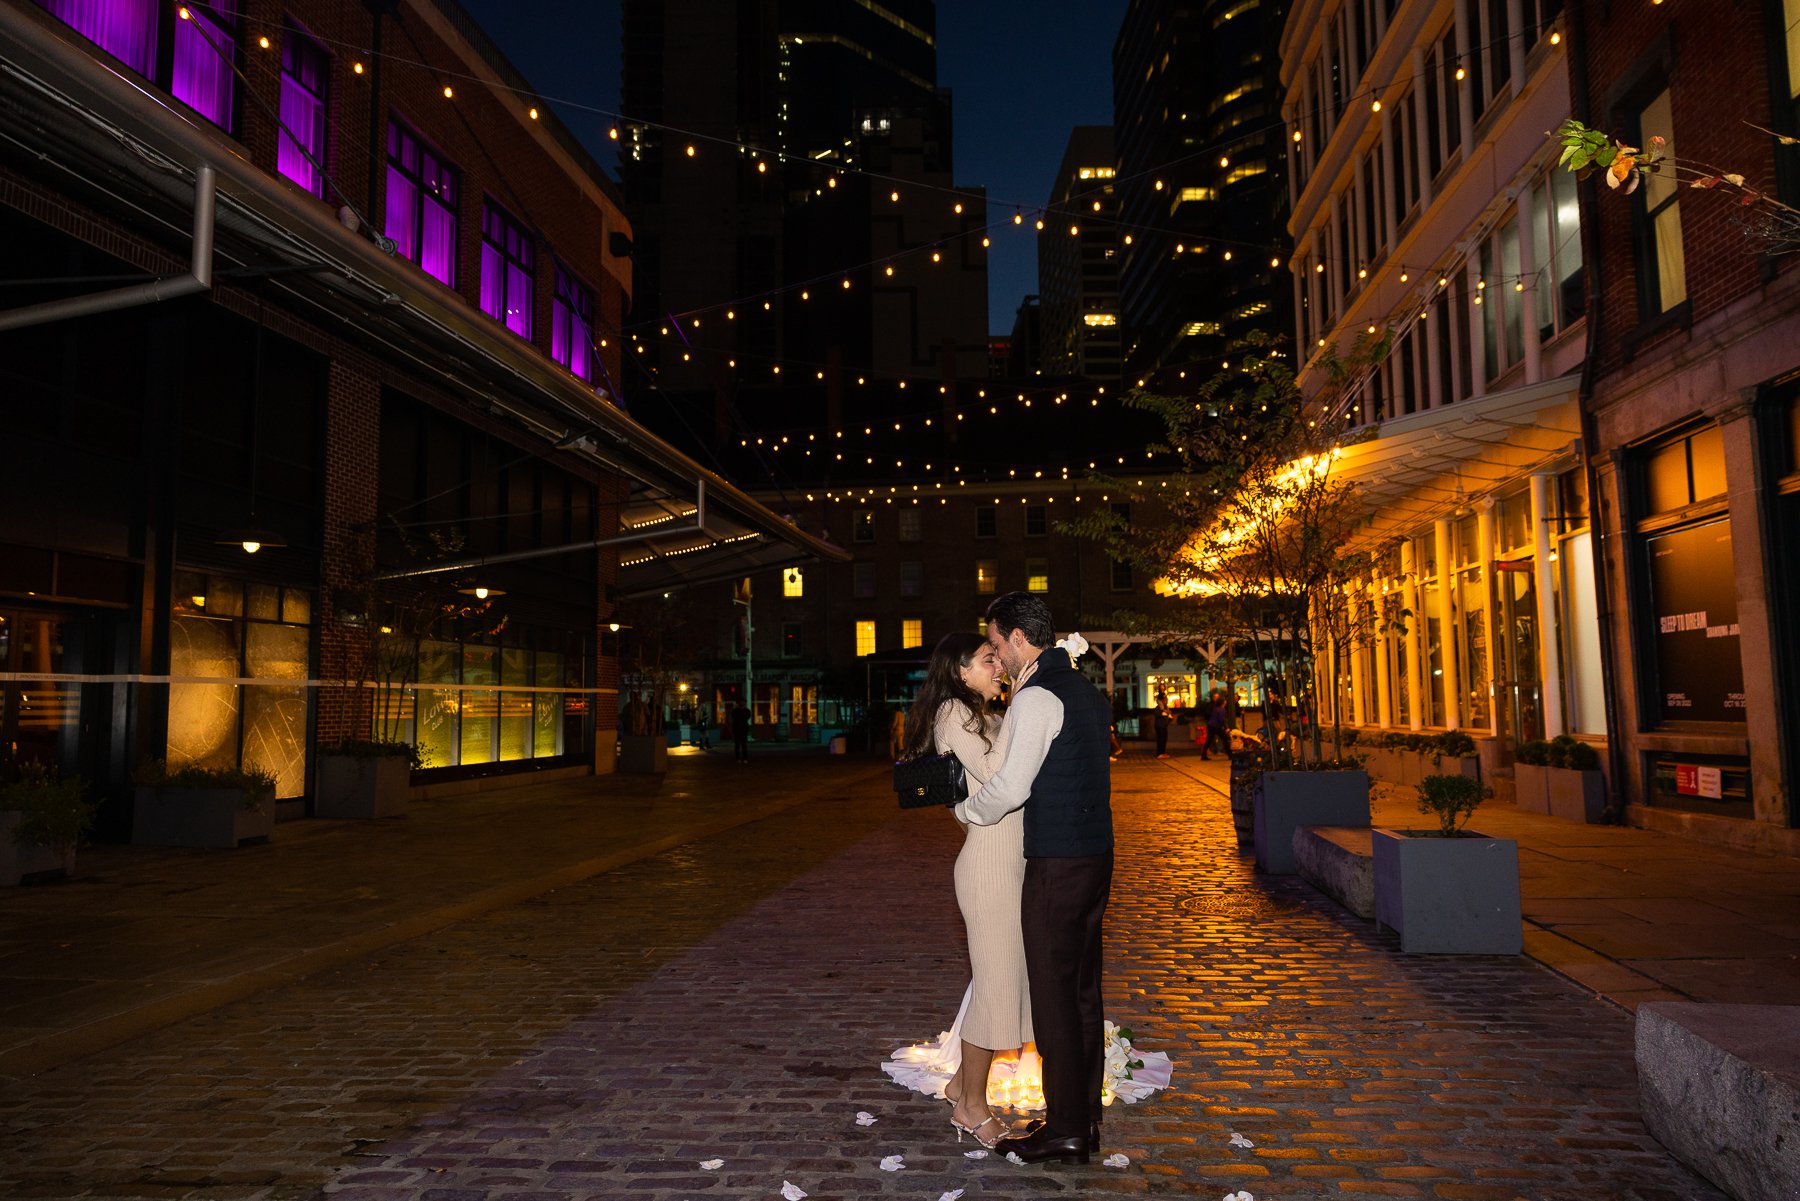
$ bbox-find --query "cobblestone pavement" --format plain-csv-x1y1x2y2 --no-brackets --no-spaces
0,757,1726,1201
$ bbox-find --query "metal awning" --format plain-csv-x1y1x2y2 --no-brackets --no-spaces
0,5,847,595
1331,373,1583,550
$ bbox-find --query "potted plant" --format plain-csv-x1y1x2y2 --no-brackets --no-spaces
1512,738,1553,814
133,761,277,848
315,739,423,820
1545,735,1606,824
1252,754,1371,875
1429,730,1481,779
1,764,93,885
1372,773,1521,955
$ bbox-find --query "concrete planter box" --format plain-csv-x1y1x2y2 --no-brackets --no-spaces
133,785,275,848
1513,763,1551,814
1547,766,1606,824
1227,752,1259,849
1431,754,1480,779
1372,828,1521,955
619,733,668,774
0,811,75,885
1253,770,1370,874
315,753,411,819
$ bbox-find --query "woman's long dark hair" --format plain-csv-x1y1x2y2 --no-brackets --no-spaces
902,631,993,761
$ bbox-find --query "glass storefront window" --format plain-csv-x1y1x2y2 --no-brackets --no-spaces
1460,566,1491,728
167,571,311,799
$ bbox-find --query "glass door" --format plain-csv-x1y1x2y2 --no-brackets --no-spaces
1497,567,1543,742
0,609,81,772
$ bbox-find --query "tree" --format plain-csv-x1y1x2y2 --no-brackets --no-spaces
612,590,714,735
1069,331,1386,766
1555,118,1800,253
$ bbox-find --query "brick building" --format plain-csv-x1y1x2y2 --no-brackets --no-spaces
0,0,838,836
1570,0,1800,851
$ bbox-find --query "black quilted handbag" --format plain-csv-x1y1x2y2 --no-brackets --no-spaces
893,752,966,808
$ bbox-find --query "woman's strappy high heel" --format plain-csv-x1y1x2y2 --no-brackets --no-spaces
951,1114,1008,1149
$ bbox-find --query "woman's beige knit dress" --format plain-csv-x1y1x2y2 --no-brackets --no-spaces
934,699,1033,1051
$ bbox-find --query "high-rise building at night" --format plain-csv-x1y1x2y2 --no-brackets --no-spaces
1112,0,1291,378
620,0,987,442
1038,126,1123,381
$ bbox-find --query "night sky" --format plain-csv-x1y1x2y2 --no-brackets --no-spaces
457,0,1126,335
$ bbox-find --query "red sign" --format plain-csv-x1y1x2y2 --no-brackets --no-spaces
1673,764,1723,799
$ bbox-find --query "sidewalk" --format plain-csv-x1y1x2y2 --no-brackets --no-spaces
1155,749,1800,1010
0,746,889,1079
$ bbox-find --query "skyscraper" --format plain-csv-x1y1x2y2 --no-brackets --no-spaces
1112,0,1291,378
620,0,987,445
1038,126,1123,381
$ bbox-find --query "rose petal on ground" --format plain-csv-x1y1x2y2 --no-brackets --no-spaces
1103,1152,1130,1167
878,1154,905,1171
938,1191,966,1201
963,1149,987,1159
780,1182,808,1201
699,1159,724,1170
855,1111,877,1126
1005,1151,1026,1165
1229,1132,1254,1148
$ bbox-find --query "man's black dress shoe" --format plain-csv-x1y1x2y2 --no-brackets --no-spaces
996,1123,1091,1165
1019,1117,1100,1153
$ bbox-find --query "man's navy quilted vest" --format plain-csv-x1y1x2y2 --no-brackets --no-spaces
1016,647,1114,858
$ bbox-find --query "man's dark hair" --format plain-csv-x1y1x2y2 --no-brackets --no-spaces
985,591,1056,649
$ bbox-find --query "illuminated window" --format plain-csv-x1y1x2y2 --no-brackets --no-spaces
277,26,328,197
976,560,998,594
1223,162,1268,186
387,121,460,286
1083,312,1119,327
853,509,875,541
480,201,535,340
1175,186,1218,205
1182,321,1221,337
1026,558,1050,592
552,264,595,382
783,567,804,598
1633,86,1687,316
902,619,923,649
855,619,876,657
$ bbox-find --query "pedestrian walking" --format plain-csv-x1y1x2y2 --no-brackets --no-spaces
1205,690,1229,760
731,701,751,761
692,704,710,751
1152,697,1172,759
956,592,1113,1166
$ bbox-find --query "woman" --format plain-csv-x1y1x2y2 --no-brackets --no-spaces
902,631,1031,1149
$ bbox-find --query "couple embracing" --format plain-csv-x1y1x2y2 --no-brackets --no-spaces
902,591,1113,1166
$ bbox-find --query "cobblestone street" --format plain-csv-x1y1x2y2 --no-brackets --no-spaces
0,756,1728,1201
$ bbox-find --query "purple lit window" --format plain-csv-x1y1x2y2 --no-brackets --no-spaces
386,122,459,286
277,27,328,198
552,264,595,381
171,0,238,130
38,0,156,75
480,202,535,340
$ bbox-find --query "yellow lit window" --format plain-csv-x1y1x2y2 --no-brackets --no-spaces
1176,186,1217,205
902,619,923,649
1183,321,1222,336
783,567,804,597
976,560,998,594
855,620,876,657
1224,162,1268,186
1083,312,1119,327
1026,558,1050,593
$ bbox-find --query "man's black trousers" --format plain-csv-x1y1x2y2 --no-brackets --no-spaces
1021,850,1114,1138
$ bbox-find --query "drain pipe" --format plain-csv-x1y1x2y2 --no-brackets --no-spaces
0,162,215,331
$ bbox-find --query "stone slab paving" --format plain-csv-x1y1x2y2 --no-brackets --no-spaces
0,758,1728,1200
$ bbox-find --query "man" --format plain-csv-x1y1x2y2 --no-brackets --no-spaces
955,592,1114,1166
731,701,751,762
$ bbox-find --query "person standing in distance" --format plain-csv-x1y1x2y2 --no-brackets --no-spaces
954,592,1114,1166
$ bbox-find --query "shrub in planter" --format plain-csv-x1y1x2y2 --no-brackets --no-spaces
1372,773,1521,954
1545,736,1606,823
133,761,277,849
1512,739,1553,814
1252,759,1371,875
316,740,422,820
1,765,92,885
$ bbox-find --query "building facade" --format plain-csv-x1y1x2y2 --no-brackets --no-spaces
619,0,989,445
1114,0,1293,377
1038,127,1123,381
0,0,836,835
1571,0,1800,852
1280,2,1593,770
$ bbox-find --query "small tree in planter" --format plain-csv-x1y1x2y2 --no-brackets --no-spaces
133,762,277,849
1430,730,1481,779
1372,773,1521,954
316,739,426,820
1545,734,1606,824
0,764,93,885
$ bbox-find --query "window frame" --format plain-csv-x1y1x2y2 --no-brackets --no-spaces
386,120,461,287
551,262,596,382
277,22,330,199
